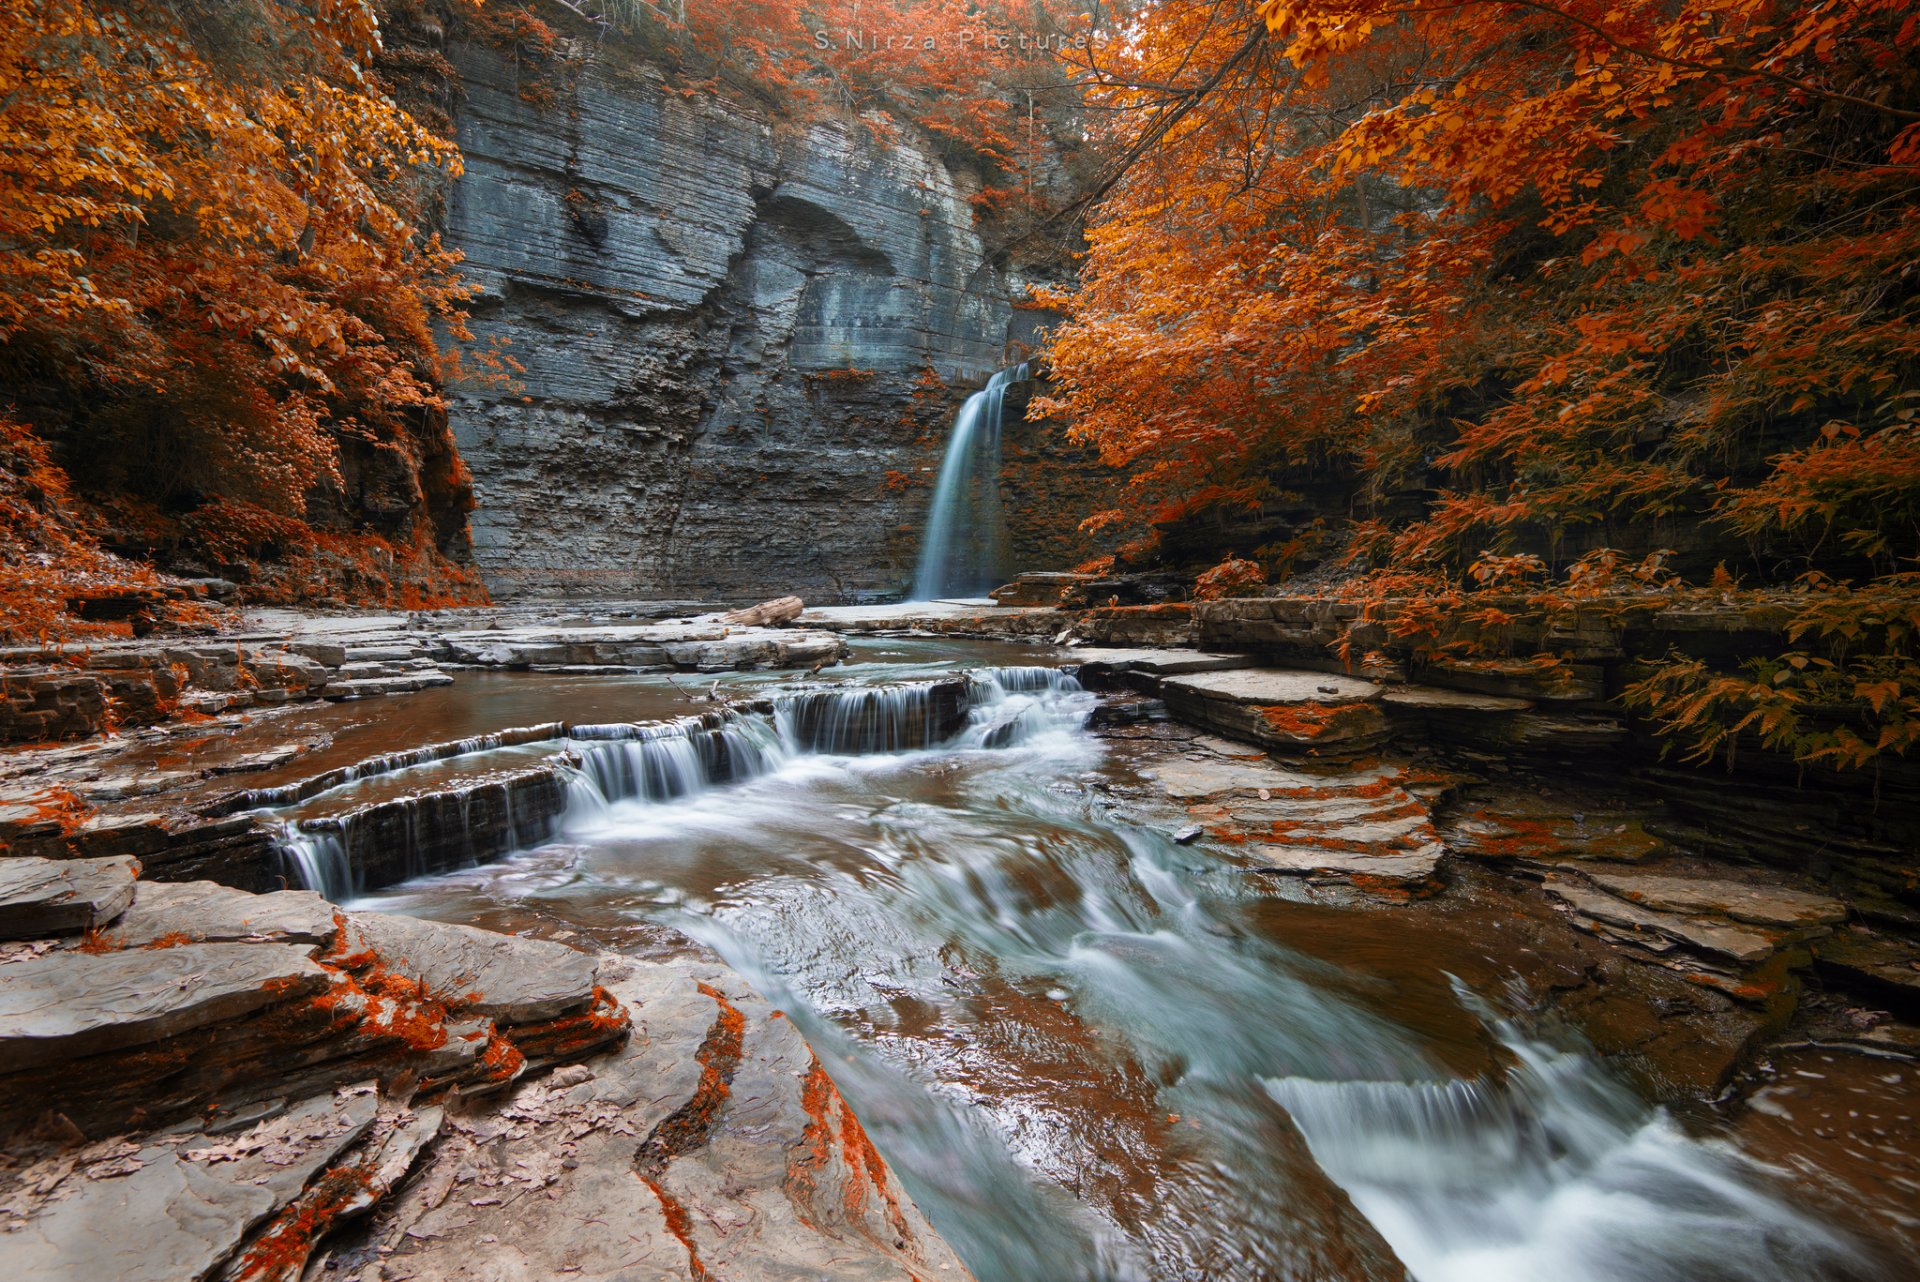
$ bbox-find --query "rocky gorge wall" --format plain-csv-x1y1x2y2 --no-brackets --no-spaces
443,42,1055,602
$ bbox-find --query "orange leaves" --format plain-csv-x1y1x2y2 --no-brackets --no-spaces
1042,0,1919,772
1193,555,1267,600
0,0,485,631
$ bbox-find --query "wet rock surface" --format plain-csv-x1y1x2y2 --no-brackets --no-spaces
434,620,847,672
335,912,602,1026
2,1084,382,1282
66,880,337,952
0,873,626,1135
1139,741,1446,893
0,864,971,1281
1069,646,1256,677
0,855,139,938
1159,669,1391,759
0,942,331,1072
6,629,1920,1277
324,958,976,1282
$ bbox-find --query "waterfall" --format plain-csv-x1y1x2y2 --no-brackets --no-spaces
775,682,950,755
911,363,1030,600
1263,1008,1876,1282
264,667,1087,900
274,826,353,902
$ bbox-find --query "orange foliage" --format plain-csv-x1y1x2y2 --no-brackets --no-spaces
1040,0,1920,769
1194,554,1266,600
0,0,488,636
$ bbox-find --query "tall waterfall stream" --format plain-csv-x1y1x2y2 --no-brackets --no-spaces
260,644,1888,1281
912,364,1029,601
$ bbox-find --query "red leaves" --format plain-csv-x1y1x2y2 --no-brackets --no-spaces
1043,0,1920,771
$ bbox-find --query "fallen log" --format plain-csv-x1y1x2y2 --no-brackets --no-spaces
720,595,804,627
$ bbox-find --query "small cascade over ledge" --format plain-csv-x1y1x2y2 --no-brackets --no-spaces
267,667,1088,902
911,363,1030,600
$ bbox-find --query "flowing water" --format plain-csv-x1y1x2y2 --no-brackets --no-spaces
912,363,1029,600
319,660,1890,1281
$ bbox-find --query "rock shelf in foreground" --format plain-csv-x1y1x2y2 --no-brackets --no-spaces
1143,742,1446,894
0,858,973,1282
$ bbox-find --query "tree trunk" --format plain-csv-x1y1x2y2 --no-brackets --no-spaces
720,596,804,627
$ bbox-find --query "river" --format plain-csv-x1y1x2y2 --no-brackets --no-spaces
314,644,1891,1281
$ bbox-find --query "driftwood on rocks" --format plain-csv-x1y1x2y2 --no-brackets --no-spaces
719,595,804,627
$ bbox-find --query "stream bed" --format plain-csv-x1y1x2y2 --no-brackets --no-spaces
314,642,1895,1281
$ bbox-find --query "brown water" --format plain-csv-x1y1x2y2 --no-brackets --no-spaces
129,637,1047,795
330,655,1897,1282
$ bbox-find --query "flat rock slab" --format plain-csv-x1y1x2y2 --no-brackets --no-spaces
1381,686,1531,713
0,855,140,939
1542,875,1781,965
1148,745,1447,893
70,881,338,953
353,956,976,1282
1143,754,1325,799
1164,669,1382,705
437,623,849,673
0,942,329,1071
1162,670,1390,756
2,1085,378,1282
1444,803,1667,865
1420,657,1604,702
1070,648,1255,676
340,912,600,1025
1583,871,1846,929
1814,929,1920,1009
1253,843,1446,886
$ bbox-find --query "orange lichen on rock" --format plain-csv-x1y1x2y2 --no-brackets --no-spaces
477,1030,526,1082
20,784,90,835
510,985,631,1062
789,1054,915,1249
632,982,748,1280
1255,702,1374,741
226,1162,375,1282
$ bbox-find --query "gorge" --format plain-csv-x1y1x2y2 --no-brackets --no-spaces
4,3,1920,1281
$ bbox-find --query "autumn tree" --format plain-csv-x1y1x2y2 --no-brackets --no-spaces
0,0,487,638
1039,0,1920,769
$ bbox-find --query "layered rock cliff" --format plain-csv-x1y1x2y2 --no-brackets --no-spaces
444,43,1042,601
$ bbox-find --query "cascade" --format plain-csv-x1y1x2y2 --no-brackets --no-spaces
911,363,1030,600
346,661,1870,1282
265,667,1088,900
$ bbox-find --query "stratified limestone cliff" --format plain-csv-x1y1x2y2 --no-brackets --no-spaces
445,44,1029,601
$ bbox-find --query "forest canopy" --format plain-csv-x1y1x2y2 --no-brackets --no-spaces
1037,0,1920,771
0,0,487,640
